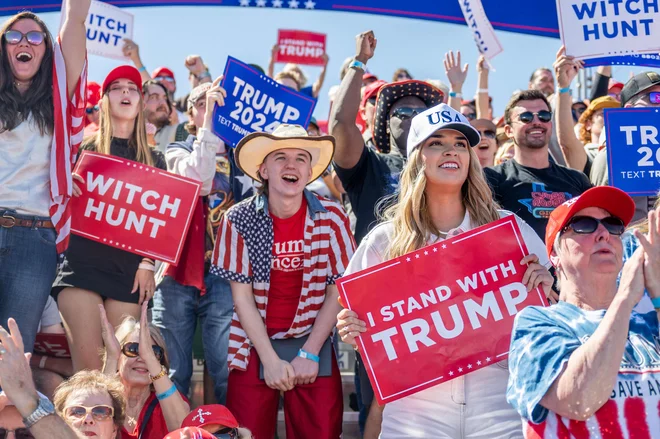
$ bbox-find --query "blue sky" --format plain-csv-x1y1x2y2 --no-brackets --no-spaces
35,5,648,120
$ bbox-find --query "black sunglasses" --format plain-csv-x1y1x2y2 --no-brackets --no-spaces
0,428,35,439
366,96,377,106
464,112,477,121
4,30,45,46
392,107,425,120
121,342,165,363
85,105,99,114
518,110,552,124
562,216,625,236
477,129,496,140
214,427,239,439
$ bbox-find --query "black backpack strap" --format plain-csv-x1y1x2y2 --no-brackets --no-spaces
137,396,160,439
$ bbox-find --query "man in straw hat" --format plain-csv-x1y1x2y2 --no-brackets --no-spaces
210,124,355,439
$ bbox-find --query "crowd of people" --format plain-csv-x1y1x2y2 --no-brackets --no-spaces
0,2,659,438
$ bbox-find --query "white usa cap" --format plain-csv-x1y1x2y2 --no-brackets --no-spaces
406,103,481,158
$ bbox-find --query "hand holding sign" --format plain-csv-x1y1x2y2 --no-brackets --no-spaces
355,30,377,64
122,38,141,65
553,45,584,89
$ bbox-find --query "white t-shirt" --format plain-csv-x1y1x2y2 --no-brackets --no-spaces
345,210,548,439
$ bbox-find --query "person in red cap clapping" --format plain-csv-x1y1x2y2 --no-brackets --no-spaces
507,186,660,438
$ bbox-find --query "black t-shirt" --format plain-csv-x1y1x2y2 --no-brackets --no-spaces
333,146,404,244
484,159,592,241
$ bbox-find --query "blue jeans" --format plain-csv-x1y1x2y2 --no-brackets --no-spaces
152,273,234,404
0,211,58,353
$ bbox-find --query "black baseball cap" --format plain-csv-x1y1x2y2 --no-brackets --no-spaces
620,71,660,106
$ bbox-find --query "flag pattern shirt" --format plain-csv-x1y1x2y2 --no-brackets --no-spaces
507,301,660,438
210,189,355,371
51,37,87,254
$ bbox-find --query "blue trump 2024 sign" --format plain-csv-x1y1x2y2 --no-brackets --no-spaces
212,56,316,147
606,108,660,196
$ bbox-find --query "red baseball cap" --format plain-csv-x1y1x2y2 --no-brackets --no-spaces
360,79,387,109
152,66,175,79
363,72,378,82
545,186,635,258
608,80,624,93
102,65,143,95
181,405,239,430
86,81,101,107
163,427,216,439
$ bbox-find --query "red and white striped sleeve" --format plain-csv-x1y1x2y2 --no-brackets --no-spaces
324,201,356,284
210,213,253,283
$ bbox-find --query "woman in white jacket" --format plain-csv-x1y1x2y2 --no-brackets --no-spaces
337,103,557,438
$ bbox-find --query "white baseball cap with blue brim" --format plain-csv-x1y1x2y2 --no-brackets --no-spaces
406,103,481,159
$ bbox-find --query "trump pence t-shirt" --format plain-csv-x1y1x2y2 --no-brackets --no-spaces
506,301,660,438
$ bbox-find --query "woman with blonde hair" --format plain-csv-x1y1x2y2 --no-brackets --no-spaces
53,370,125,439
336,103,555,438
101,301,190,438
52,65,167,373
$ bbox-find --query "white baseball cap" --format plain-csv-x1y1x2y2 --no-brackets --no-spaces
406,103,481,158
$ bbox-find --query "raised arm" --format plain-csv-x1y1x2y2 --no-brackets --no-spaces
59,0,90,99
311,53,329,98
329,30,376,169
589,66,612,101
553,46,588,172
540,250,645,420
475,55,490,119
267,44,279,78
122,39,151,83
444,50,469,112
185,55,212,89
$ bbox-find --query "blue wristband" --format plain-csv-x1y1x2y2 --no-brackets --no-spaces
156,384,177,401
558,86,571,94
449,91,462,98
651,297,660,309
297,349,320,363
349,60,366,71
138,66,147,73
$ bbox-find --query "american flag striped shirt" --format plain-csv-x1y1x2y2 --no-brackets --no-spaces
211,190,355,371
50,37,87,254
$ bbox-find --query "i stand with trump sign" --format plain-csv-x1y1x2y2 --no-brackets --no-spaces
337,216,548,404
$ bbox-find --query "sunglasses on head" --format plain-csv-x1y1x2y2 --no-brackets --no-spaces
391,107,425,120
0,429,35,439
64,405,114,421
85,105,99,115
517,110,552,124
562,215,625,236
121,342,165,363
214,427,239,439
4,30,45,46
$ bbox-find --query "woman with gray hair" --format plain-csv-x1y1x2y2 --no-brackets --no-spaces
507,186,660,437
100,301,189,438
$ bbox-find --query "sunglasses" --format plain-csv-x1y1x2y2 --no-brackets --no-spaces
64,405,114,421
517,110,552,124
156,76,175,83
366,96,377,106
464,112,477,121
645,91,660,104
477,129,496,140
214,427,239,439
4,30,45,46
0,429,35,439
85,105,99,115
391,107,425,120
121,342,165,363
562,215,625,236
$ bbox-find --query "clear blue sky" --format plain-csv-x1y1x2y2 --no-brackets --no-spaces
37,5,647,119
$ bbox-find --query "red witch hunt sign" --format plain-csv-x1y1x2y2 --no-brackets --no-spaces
337,216,548,404
70,152,202,264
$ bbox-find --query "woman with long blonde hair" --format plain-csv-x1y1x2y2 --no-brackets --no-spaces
337,103,555,438
52,65,167,373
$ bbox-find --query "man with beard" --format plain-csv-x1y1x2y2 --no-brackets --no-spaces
143,79,177,152
330,30,443,245
529,67,555,97
484,90,591,241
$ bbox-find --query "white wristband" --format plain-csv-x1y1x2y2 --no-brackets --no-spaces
39,356,47,369
138,263,156,272
477,88,489,93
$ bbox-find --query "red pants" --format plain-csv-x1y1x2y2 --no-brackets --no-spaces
226,347,343,439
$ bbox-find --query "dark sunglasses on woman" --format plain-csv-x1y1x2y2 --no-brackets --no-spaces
392,107,425,120
477,129,496,140
561,216,625,236
85,105,99,115
121,341,165,363
4,30,45,46
214,427,239,439
64,405,114,421
0,428,35,439
517,110,552,124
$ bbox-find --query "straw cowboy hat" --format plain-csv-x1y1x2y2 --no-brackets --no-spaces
234,124,335,184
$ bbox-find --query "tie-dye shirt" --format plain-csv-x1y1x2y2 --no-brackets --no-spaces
507,301,660,438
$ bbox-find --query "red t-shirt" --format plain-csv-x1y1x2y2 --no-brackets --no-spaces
120,393,169,439
266,198,307,335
